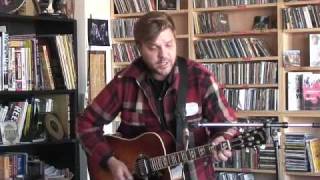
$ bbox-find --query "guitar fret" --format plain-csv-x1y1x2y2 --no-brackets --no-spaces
150,158,157,171
158,157,163,169
180,151,188,162
162,156,168,168
155,158,161,170
168,154,178,166
198,146,206,157
189,149,196,160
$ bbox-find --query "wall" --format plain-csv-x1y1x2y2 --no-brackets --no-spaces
74,1,111,179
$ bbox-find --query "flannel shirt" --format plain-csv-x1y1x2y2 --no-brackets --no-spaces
76,57,237,180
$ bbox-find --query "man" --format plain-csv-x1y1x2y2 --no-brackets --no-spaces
77,11,238,180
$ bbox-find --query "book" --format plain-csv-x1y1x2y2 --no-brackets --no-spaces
38,37,65,90
253,16,271,30
283,50,301,67
302,73,320,110
157,0,179,10
309,34,320,67
287,72,304,110
39,44,55,90
308,138,320,172
2,103,21,144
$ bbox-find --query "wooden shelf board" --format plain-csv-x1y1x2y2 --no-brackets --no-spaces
197,56,279,63
193,3,277,12
286,172,320,176
236,111,279,117
225,84,278,89
283,0,320,6
113,10,188,18
284,66,320,72
194,29,278,38
281,111,320,117
112,34,188,42
283,28,320,33
215,167,276,174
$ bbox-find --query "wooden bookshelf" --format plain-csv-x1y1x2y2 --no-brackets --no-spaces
0,14,79,179
110,0,320,179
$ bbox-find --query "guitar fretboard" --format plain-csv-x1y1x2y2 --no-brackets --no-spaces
149,143,220,171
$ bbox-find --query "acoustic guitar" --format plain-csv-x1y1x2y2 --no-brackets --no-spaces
88,128,266,180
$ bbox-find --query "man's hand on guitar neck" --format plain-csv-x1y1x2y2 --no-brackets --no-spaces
211,136,232,162
107,156,133,180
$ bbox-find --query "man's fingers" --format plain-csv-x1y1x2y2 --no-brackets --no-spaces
218,151,228,162
123,167,133,180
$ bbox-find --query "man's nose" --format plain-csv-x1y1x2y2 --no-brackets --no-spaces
158,47,165,58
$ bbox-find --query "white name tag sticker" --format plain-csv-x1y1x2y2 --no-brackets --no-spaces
185,102,199,116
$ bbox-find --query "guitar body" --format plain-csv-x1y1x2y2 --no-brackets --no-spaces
88,131,176,180
87,128,266,180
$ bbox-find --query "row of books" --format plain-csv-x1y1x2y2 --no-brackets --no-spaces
259,146,276,170
216,148,259,169
111,18,138,39
0,29,77,91
216,117,277,170
0,152,28,179
112,43,141,62
287,72,320,111
224,88,278,111
285,133,320,173
193,0,276,8
0,153,74,179
203,61,278,85
216,172,255,180
0,97,67,145
215,146,276,170
282,5,320,29
193,12,230,34
194,37,271,59
113,0,155,14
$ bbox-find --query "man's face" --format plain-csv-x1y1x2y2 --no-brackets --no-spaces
139,28,177,80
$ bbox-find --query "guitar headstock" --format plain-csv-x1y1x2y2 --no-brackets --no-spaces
230,128,267,150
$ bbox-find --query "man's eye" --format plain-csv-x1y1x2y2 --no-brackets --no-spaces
149,46,157,50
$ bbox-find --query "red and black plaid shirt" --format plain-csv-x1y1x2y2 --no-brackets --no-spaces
77,57,237,179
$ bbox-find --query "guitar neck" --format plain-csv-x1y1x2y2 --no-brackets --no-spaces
149,141,227,171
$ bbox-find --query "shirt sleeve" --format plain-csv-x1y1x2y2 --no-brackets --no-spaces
202,74,239,140
76,77,124,168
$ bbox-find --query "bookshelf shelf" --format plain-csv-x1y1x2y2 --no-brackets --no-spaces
194,29,278,38
286,172,320,177
0,89,77,96
284,66,320,72
0,139,77,148
281,111,320,118
215,167,276,174
193,3,277,12
236,111,279,118
196,56,279,63
225,84,278,89
283,0,320,6
113,10,188,18
283,28,320,33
